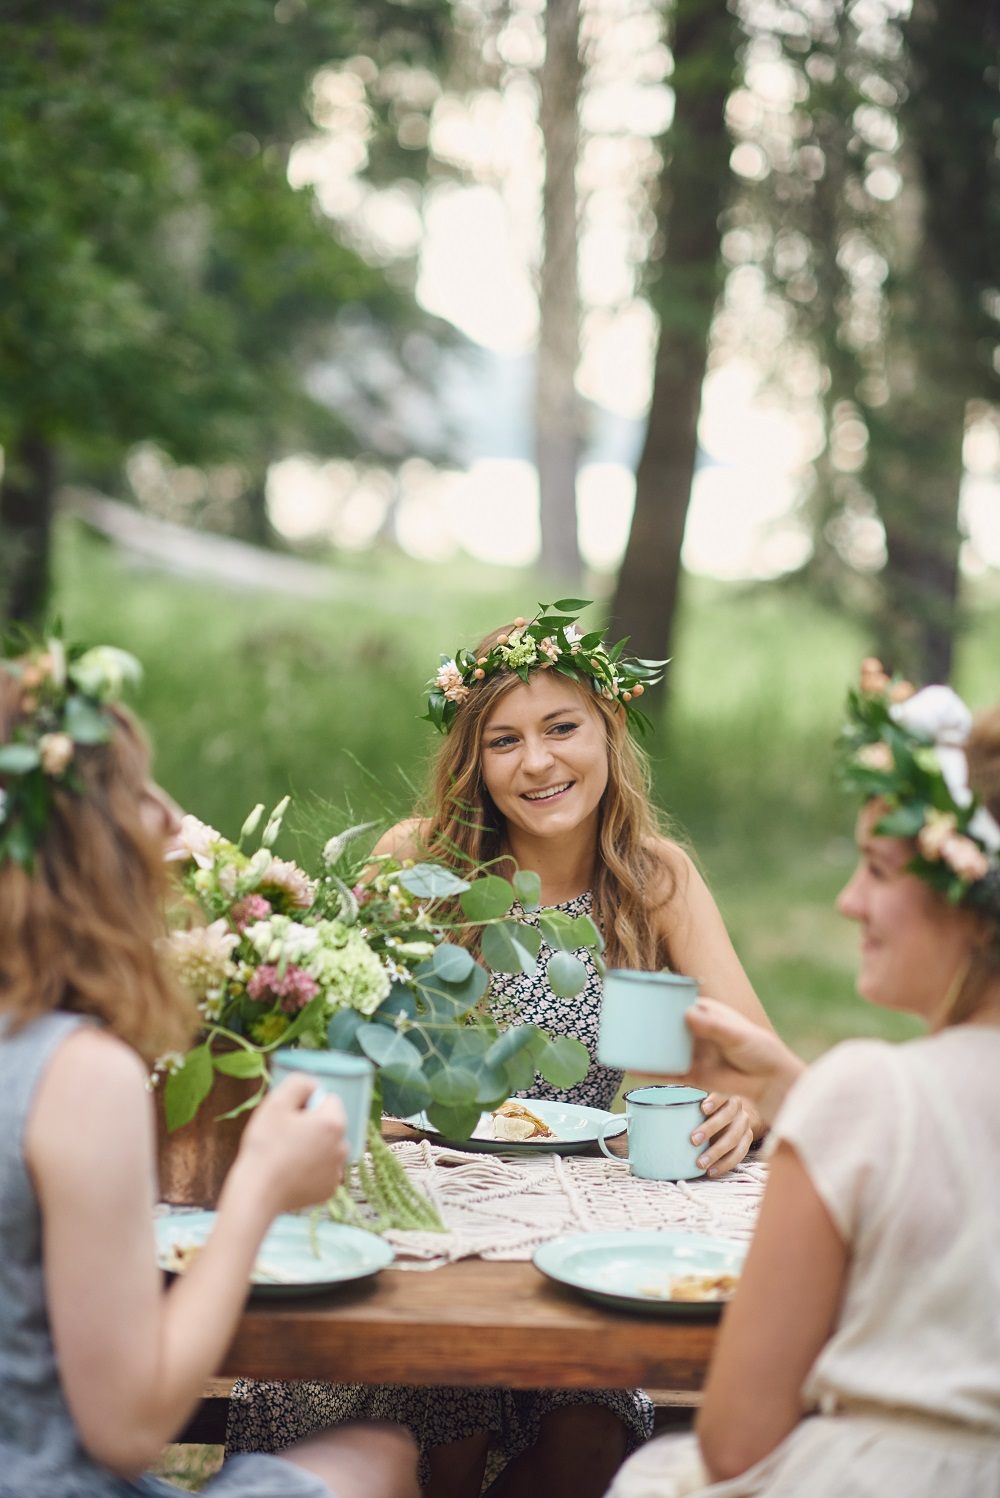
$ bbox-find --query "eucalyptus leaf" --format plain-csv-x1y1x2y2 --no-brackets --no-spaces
0,743,41,772
429,1066,480,1106
874,803,926,838
163,1043,214,1132
62,694,113,744
379,1063,432,1118
426,1100,483,1141
538,911,579,951
512,869,541,911
430,942,476,982
398,863,470,899
546,950,588,998
357,1023,422,1070
460,875,515,922
480,920,541,976
326,1007,365,1052
535,1034,589,1090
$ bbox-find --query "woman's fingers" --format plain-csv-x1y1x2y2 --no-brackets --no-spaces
690,1096,753,1175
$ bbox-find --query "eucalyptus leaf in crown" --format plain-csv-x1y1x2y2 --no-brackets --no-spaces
158,798,596,1153
423,599,667,737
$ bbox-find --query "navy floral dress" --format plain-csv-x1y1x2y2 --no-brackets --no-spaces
226,894,654,1484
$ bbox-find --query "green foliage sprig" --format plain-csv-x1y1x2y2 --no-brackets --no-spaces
0,634,142,870
423,600,667,737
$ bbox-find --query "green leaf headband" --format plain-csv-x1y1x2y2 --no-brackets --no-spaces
0,636,143,870
838,658,1000,909
422,600,667,737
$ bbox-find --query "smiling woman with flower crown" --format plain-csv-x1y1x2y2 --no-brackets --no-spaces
227,603,774,1498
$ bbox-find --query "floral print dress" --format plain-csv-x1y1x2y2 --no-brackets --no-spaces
226,893,654,1485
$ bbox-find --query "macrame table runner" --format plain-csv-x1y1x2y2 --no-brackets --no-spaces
366,1140,767,1271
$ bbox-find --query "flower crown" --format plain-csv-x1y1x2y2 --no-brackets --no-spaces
838,657,1000,909
423,600,667,736
0,636,142,870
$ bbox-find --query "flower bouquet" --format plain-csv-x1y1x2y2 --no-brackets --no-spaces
160,799,601,1228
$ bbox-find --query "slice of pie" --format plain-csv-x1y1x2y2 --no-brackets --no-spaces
491,1099,556,1141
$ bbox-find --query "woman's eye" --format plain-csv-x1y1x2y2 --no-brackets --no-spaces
549,721,578,736
487,735,517,750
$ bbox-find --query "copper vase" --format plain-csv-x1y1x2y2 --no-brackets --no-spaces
156,1071,259,1208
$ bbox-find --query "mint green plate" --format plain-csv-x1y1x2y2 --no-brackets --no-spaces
155,1210,394,1299
533,1230,746,1317
402,1098,627,1155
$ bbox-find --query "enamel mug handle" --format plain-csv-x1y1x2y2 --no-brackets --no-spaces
598,1116,629,1163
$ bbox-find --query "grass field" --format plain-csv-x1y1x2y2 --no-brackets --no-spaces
57,516,1000,1058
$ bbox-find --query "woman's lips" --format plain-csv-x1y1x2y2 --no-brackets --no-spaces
520,780,574,804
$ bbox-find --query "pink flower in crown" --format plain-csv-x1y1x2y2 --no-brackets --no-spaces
230,894,273,932
538,637,561,662
435,659,470,704
247,962,320,1012
856,742,893,773
258,858,317,910
38,732,75,776
941,835,989,884
917,810,957,862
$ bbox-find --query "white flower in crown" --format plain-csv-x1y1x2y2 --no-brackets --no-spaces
68,645,142,701
435,659,470,703
892,685,974,812
563,623,583,654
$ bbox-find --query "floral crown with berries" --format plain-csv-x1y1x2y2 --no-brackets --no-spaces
0,635,142,870
423,600,667,737
838,657,1000,910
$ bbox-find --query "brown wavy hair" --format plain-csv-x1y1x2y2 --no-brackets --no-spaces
954,702,1000,1018
0,669,196,1062
420,623,680,970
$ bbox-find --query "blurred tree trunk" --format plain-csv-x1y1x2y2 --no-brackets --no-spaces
536,0,583,584
609,0,737,678
869,0,998,682
0,431,56,626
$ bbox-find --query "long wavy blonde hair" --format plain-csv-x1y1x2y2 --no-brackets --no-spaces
421,623,680,970
0,670,196,1062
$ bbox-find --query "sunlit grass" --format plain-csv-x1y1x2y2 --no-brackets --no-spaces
54,520,990,1056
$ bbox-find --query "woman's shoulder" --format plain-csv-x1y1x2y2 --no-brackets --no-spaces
640,836,705,911
370,817,432,861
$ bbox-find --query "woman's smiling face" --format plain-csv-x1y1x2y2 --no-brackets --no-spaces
479,672,610,843
836,801,985,1022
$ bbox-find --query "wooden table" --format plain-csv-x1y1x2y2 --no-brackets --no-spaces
182,1121,725,1442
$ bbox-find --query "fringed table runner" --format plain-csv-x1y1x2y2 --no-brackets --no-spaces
364,1141,767,1270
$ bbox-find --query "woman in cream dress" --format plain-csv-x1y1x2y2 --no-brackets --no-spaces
607,673,1000,1498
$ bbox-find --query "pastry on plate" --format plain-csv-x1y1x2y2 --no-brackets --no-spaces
491,1099,556,1141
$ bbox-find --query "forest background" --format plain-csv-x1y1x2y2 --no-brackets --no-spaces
2,0,998,1063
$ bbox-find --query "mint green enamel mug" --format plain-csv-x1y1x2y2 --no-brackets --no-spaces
270,1049,374,1163
598,1085,708,1181
597,969,699,1073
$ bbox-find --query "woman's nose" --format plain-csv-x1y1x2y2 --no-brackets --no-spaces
836,866,864,921
521,735,556,773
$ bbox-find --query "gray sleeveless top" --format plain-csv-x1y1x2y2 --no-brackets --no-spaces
0,1013,176,1498
0,1012,332,1498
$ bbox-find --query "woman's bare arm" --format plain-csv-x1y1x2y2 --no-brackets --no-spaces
696,1140,848,1480
27,1027,347,1477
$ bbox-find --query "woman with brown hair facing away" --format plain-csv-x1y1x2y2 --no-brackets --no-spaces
607,666,1000,1498
228,606,773,1498
0,640,419,1498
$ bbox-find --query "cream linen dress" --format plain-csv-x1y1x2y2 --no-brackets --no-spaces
606,1026,1000,1498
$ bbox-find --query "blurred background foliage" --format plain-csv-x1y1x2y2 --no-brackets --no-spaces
2,0,998,1059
